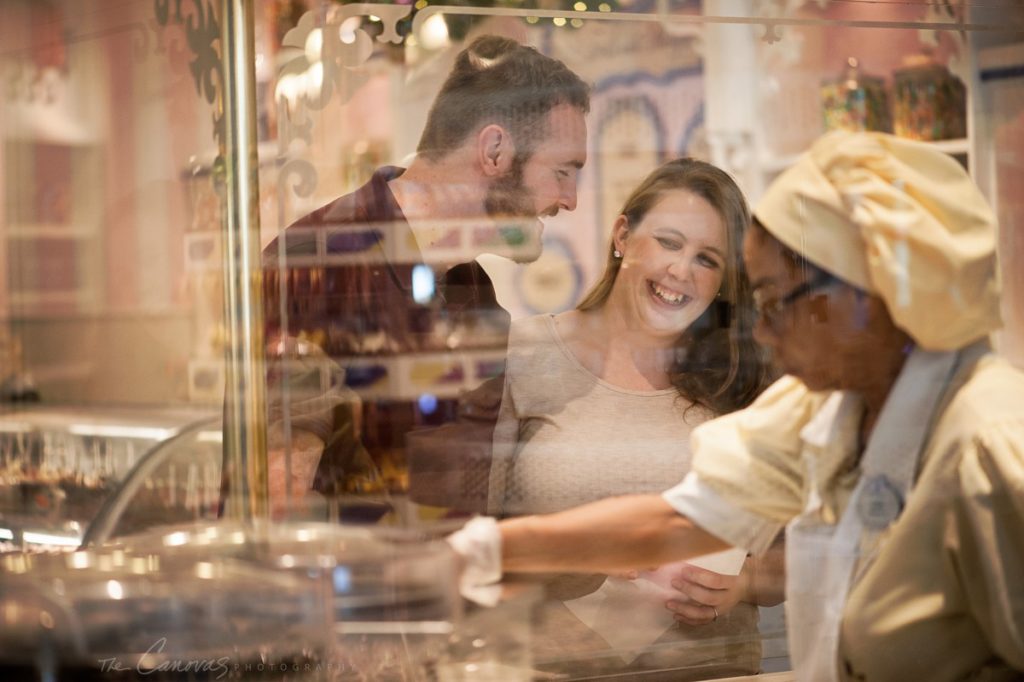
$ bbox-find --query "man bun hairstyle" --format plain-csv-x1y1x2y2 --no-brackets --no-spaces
417,35,590,162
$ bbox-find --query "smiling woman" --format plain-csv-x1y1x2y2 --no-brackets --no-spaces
486,158,775,678
610,190,727,343
577,157,770,413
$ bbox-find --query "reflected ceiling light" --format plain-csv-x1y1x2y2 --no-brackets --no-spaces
196,430,222,443
106,580,124,600
69,552,91,569
574,2,587,10
418,393,438,415
275,74,295,105
304,28,323,63
369,15,381,22
526,15,539,23
0,528,13,541
22,531,80,547
339,17,361,45
571,18,584,27
553,17,567,26
598,3,612,11
308,61,324,94
412,263,435,304
68,424,176,440
163,531,189,547
420,13,450,50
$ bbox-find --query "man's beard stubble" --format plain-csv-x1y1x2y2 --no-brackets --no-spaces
483,155,552,263
484,153,534,219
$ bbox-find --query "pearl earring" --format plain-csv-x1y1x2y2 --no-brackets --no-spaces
613,249,623,259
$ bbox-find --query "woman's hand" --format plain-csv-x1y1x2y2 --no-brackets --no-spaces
664,559,751,626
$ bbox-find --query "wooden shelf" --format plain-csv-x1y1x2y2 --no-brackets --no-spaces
189,348,508,403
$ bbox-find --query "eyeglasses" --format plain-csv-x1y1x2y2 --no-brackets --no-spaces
753,271,840,328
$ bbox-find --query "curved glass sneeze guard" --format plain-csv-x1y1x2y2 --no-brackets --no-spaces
0,408,216,552
80,417,224,547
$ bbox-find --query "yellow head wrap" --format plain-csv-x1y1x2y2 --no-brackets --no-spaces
753,131,1001,351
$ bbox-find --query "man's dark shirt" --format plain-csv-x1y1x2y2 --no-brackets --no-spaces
263,167,508,510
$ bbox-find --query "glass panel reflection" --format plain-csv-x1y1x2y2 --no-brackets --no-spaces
0,1,1021,680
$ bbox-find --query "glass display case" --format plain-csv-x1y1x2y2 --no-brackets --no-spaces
1,0,1022,680
0,407,215,551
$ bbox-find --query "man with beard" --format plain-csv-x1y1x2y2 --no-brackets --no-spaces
259,35,590,518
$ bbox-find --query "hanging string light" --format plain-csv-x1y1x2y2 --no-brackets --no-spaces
331,0,621,46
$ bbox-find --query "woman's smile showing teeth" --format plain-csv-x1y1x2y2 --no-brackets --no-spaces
603,187,727,340
649,280,689,307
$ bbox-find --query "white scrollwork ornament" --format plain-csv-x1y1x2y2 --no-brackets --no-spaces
336,3,413,46
278,158,319,201
275,5,411,202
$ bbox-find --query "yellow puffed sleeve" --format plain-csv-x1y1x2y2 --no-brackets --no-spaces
691,375,826,523
663,376,827,553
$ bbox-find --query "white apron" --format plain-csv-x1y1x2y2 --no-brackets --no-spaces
784,347,963,682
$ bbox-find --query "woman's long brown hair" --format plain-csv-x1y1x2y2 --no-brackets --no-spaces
577,158,772,414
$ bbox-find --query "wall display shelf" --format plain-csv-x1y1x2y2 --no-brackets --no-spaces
188,348,506,406
341,348,507,401
701,2,981,205
271,218,543,269
1,141,103,318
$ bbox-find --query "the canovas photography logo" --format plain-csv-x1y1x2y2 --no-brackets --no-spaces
96,638,340,678
97,638,231,678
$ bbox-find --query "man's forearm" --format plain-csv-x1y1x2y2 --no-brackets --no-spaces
499,494,730,574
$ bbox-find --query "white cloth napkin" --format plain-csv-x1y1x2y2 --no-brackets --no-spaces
447,516,503,606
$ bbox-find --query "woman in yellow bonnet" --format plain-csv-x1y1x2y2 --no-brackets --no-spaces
450,131,1024,681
